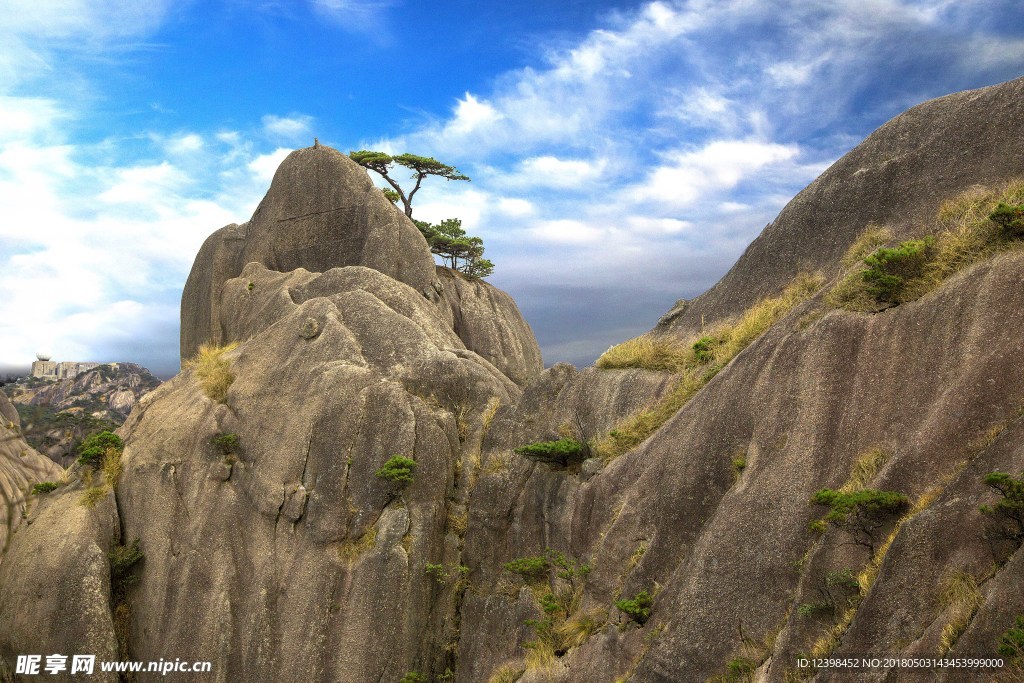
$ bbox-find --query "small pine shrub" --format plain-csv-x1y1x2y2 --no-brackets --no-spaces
211,432,240,455
31,482,59,495
503,555,549,579
998,616,1024,660
990,203,1024,240
979,471,1024,559
375,455,416,486
811,488,908,552
77,431,123,469
861,237,935,304
513,438,587,467
399,673,425,683
615,590,653,625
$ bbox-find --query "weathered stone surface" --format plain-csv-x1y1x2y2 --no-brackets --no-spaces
459,252,1024,682
0,484,120,683
0,392,62,557
111,263,520,682
434,266,543,387
180,144,439,361
659,75,1024,338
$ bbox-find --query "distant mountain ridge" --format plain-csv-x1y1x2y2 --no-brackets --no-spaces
2,363,160,466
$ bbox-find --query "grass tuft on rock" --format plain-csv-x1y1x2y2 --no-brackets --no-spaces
592,273,823,461
597,335,693,372
829,180,1024,311
188,342,239,403
937,571,982,654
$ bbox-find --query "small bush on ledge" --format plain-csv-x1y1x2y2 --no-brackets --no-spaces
375,455,416,486
211,432,240,455
503,555,549,579
513,438,587,468
811,488,908,553
31,482,59,495
77,431,123,469
615,590,653,625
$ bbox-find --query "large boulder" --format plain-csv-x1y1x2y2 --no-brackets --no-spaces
434,266,544,387
658,75,1024,337
180,144,439,361
112,263,520,682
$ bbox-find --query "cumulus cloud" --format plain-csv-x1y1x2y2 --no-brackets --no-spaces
262,114,315,140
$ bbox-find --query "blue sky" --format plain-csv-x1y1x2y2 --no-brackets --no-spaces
1,0,1023,378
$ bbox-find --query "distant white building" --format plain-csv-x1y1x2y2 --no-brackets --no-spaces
30,354,102,380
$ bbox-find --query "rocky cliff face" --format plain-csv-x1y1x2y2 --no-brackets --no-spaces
657,75,1024,338
0,392,62,560
2,78,1024,683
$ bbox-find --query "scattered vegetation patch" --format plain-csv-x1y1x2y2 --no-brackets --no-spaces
503,555,549,580
31,482,59,495
829,181,1024,311
731,454,747,481
513,438,587,468
425,563,447,585
979,470,1024,560
77,430,123,469
187,342,239,403
338,528,377,564
399,673,425,683
841,224,893,269
109,538,144,660
937,571,982,654
615,590,653,625
998,616,1024,662
79,485,107,509
596,335,692,372
592,273,823,462
375,455,416,487
211,432,240,455
488,663,525,683
810,488,908,553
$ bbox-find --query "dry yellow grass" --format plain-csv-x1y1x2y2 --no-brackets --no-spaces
187,342,239,403
488,663,525,683
79,486,107,509
841,224,893,269
829,179,1024,311
597,335,693,372
338,528,377,565
937,571,983,654
840,447,889,493
592,273,823,462
102,448,123,489
554,608,607,650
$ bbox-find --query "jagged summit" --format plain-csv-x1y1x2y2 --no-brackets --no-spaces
181,142,542,387
657,75,1024,337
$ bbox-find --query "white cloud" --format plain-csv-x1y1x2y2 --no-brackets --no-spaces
248,148,293,183
262,114,315,140
309,0,395,31
623,140,800,209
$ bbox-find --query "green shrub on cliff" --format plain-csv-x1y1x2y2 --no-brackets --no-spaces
77,430,123,469
615,590,653,625
811,488,908,553
375,455,416,486
513,438,587,467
